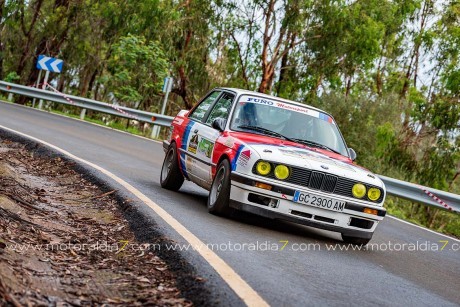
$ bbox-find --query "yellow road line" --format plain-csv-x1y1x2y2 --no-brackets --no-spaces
0,125,269,307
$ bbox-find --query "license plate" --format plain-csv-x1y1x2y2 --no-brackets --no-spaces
293,191,345,212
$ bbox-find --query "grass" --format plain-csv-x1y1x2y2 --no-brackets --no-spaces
47,108,160,139
385,196,460,238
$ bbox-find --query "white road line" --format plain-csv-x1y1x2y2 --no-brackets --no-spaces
0,125,269,307
387,215,460,243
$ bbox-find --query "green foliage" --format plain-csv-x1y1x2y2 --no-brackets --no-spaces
4,72,20,83
317,93,404,172
104,35,168,109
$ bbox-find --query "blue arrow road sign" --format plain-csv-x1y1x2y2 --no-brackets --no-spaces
36,55,64,73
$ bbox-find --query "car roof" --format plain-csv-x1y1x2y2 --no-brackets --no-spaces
214,87,331,117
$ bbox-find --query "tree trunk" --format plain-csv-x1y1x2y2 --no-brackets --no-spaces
16,0,45,81
0,0,4,24
88,69,99,97
275,33,297,97
173,28,193,109
57,74,65,92
375,49,384,96
307,74,323,100
258,0,275,94
0,42,4,80
345,75,352,97
258,71,271,94
79,68,92,97
400,0,431,98
173,65,192,109
276,52,290,95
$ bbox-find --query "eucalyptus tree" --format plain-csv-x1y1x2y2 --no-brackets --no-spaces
102,34,168,111
213,0,316,95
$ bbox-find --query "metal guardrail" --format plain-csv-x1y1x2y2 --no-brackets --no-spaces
1,80,459,213
0,81,174,127
379,175,460,213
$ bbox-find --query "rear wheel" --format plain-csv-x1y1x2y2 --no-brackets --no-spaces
341,234,371,246
160,144,184,191
208,159,233,216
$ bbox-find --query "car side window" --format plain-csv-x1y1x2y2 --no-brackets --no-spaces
205,93,235,125
189,91,221,122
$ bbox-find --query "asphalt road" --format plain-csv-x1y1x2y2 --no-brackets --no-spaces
1,101,459,306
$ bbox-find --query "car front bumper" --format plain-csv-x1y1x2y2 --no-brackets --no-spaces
230,172,386,239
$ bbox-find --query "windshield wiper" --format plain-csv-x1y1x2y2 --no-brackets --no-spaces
291,138,342,155
237,125,296,142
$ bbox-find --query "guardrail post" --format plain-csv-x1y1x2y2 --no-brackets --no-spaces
7,93,13,101
151,125,160,139
32,70,43,108
80,108,86,120
152,77,173,139
38,71,50,110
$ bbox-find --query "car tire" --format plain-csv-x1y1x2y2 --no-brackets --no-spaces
341,234,371,246
208,159,233,216
160,144,184,191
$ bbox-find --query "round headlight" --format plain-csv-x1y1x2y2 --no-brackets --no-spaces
256,161,271,175
274,165,290,180
352,183,366,198
368,188,381,201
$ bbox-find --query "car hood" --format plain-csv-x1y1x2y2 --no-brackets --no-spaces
229,133,383,188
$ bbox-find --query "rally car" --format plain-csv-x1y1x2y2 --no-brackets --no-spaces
160,88,386,245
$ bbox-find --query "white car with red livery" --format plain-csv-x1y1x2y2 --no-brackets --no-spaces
161,88,386,245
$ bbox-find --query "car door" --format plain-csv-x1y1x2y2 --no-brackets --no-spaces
184,91,235,189
182,91,220,187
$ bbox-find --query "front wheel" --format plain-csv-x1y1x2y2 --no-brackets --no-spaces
160,144,184,191
341,234,371,246
207,159,233,216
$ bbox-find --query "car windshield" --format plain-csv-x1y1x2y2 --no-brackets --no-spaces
230,95,349,157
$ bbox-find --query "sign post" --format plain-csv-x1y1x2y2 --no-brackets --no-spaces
151,77,173,139
36,55,64,110
32,69,42,108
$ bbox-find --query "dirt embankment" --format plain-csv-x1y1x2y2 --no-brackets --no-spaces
0,138,192,306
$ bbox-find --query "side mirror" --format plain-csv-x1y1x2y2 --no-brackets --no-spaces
348,148,357,161
212,118,226,132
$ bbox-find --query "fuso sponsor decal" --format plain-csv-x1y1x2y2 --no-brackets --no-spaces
240,96,275,105
239,96,335,125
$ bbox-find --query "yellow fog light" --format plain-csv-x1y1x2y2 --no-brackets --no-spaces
256,161,271,175
352,183,366,198
274,165,290,180
368,188,381,201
